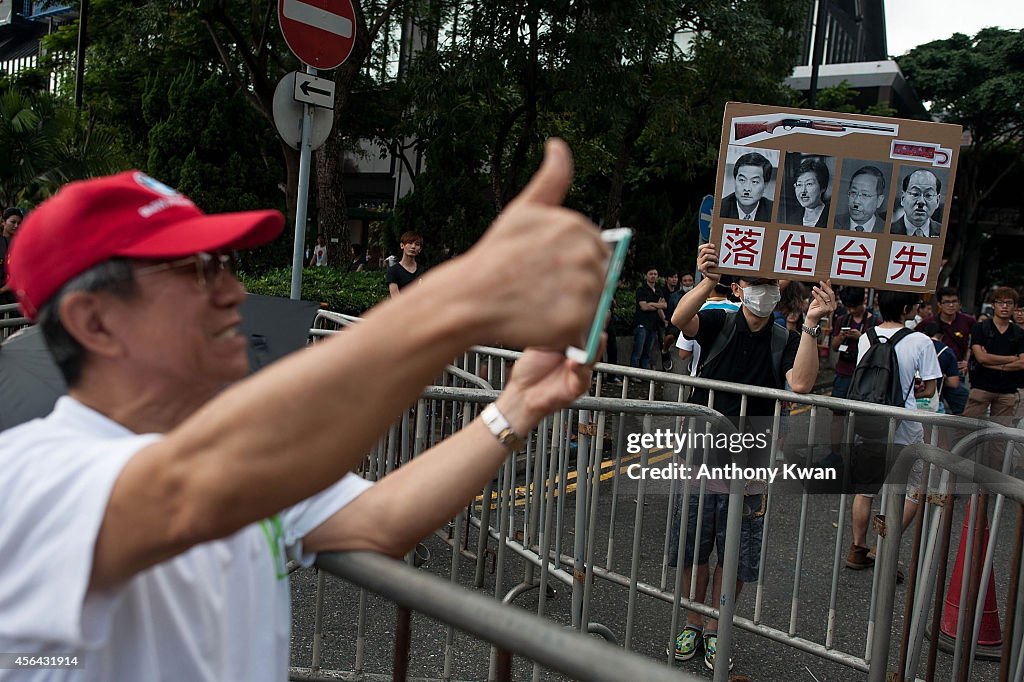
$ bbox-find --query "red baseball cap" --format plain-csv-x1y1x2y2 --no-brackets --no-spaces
7,170,284,320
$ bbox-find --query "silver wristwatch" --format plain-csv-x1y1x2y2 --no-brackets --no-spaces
801,323,822,338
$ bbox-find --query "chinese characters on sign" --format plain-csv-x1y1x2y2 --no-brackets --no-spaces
720,225,765,272
830,237,876,281
775,230,820,275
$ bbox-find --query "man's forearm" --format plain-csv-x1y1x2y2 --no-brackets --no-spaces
165,264,494,540
1003,356,1024,371
786,330,820,394
305,416,513,556
975,348,1018,369
670,277,715,334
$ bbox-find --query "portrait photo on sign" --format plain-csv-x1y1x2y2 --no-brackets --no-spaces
832,159,893,234
778,152,835,228
719,146,779,223
890,166,949,238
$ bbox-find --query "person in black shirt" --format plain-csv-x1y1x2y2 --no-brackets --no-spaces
965,286,1024,428
630,266,665,368
665,242,834,668
386,232,427,297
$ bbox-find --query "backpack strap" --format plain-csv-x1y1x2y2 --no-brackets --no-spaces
699,311,738,376
888,327,915,403
889,327,914,347
769,324,790,388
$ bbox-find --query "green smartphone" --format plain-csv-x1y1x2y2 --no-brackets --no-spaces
566,227,633,365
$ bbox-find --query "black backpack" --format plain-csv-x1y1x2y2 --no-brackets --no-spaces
847,327,914,440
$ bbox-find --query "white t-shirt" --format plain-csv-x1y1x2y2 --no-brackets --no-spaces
856,327,942,445
0,397,372,682
675,299,741,375
312,244,327,266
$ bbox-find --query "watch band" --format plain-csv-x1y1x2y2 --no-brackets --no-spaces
801,323,822,338
481,403,527,451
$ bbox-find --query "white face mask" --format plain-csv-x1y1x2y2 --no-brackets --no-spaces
681,285,694,293
741,284,782,318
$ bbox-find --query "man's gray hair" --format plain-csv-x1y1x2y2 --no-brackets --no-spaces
38,259,138,387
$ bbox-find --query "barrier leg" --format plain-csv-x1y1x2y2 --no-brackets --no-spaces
1000,503,1024,681
867,485,904,682
711,477,745,682
392,605,412,682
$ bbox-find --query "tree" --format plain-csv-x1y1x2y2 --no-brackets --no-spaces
0,76,126,207
389,0,805,268
897,28,1024,307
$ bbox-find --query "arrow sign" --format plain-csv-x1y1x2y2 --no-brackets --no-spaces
293,72,336,109
698,194,714,242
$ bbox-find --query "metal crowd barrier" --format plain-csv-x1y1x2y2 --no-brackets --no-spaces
310,551,706,682
0,302,29,338
297,311,1024,681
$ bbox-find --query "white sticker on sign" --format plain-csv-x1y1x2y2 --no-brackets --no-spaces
830,236,877,282
719,224,765,272
282,0,353,37
885,240,932,286
774,229,820,276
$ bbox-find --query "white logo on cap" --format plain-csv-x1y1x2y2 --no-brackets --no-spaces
133,172,195,218
134,172,180,197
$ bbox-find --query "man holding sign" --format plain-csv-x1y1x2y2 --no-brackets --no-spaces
667,243,834,670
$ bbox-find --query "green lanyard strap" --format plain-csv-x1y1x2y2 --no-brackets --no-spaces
259,515,287,580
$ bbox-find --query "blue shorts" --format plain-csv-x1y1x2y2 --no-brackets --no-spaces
668,491,765,583
832,373,853,415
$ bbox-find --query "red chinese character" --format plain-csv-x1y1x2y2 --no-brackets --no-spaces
779,233,815,273
835,239,872,278
890,244,929,283
722,226,761,267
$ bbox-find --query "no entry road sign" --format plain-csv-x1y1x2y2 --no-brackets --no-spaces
279,0,356,70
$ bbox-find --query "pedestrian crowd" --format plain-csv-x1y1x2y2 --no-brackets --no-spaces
612,254,1023,671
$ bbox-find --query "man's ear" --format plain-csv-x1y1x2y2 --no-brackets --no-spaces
58,291,126,359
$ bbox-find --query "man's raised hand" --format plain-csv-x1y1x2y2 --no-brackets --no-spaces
461,139,609,350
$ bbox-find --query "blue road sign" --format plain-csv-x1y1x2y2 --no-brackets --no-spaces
698,194,714,241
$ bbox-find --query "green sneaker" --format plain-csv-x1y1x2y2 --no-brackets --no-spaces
671,625,702,661
702,632,733,671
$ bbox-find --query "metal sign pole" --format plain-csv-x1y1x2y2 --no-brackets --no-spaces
290,65,317,300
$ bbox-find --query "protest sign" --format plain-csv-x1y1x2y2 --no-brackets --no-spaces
710,102,962,292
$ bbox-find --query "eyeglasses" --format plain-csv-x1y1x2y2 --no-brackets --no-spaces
133,252,236,289
906,189,938,202
992,300,1015,307
939,300,958,305
847,190,877,201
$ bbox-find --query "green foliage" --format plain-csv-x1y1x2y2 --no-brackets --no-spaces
40,0,291,268
801,80,897,118
613,285,637,331
898,29,1024,146
238,267,389,316
0,84,128,207
393,0,805,269
897,28,1024,296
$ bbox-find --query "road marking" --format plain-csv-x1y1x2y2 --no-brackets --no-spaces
475,448,675,508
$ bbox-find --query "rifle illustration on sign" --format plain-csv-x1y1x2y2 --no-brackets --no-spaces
734,118,896,140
